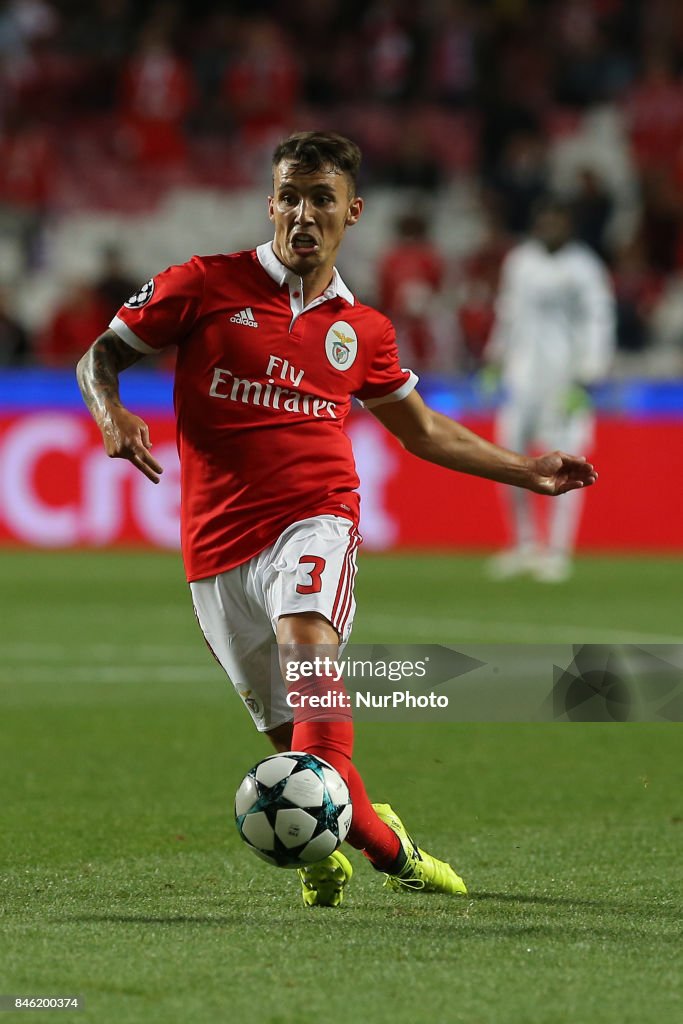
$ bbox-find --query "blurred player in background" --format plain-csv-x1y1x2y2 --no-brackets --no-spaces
77,132,597,908
486,199,615,583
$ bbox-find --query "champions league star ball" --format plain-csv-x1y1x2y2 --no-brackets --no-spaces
235,752,353,868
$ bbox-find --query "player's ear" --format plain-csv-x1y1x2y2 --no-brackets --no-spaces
345,196,363,227
267,196,275,222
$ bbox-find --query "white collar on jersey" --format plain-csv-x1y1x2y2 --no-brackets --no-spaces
256,241,355,306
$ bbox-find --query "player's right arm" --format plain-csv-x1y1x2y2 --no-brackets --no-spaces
76,328,164,484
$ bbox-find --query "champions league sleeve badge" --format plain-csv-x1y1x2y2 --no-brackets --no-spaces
124,279,155,309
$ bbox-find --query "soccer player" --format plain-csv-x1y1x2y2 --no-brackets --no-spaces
486,198,614,582
77,132,598,907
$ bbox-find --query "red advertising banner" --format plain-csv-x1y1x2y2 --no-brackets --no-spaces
0,411,681,551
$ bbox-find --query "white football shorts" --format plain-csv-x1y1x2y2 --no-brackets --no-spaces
190,515,362,732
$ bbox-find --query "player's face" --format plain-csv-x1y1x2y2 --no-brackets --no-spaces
534,210,572,252
268,161,363,278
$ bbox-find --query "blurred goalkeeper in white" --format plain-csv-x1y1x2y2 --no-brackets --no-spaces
486,198,615,582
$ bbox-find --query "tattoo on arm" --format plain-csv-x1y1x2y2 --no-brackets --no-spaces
76,329,144,421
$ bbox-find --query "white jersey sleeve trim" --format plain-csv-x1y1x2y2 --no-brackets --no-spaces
358,370,419,409
109,315,159,355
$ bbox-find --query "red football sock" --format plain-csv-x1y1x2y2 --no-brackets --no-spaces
291,719,401,869
345,763,402,869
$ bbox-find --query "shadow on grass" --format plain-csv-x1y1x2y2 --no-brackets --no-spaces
60,884,681,935
56,884,681,934
475,891,680,917
57,909,679,945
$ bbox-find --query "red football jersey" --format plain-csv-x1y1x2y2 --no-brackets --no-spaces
111,243,417,581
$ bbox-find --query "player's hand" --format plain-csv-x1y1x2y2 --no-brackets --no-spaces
99,406,164,484
527,451,598,496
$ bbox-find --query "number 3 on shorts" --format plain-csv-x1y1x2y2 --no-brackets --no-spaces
296,555,326,595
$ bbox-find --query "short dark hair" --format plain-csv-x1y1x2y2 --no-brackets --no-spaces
272,131,362,194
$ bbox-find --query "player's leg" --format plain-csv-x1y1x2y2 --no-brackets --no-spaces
190,534,396,904
273,609,383,906
277,610,465,901
275,609,402,871
190,570,358,907
265,721,293,752
266,516,468,899
535,407,594,582
266,618,401,876
488,398,537,577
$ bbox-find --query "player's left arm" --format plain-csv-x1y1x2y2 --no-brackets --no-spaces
370,389,597,496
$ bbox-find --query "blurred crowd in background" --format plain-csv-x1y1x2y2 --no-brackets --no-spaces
2,0,683,375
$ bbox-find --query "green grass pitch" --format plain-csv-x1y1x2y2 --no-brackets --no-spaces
1,550,681,1024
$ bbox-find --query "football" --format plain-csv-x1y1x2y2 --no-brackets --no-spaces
235,751,353,868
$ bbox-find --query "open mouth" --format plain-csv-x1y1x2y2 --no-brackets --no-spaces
291,233,319,255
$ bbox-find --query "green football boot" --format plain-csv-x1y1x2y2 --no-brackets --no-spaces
298,850,353,907
372,803,467,895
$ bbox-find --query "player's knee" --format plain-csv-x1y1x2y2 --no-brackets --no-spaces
276,613,340,689
276,611,339,647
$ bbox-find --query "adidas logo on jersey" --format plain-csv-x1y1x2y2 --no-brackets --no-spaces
230,307,258,328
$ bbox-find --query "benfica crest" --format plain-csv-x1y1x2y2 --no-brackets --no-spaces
325,321,357,371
